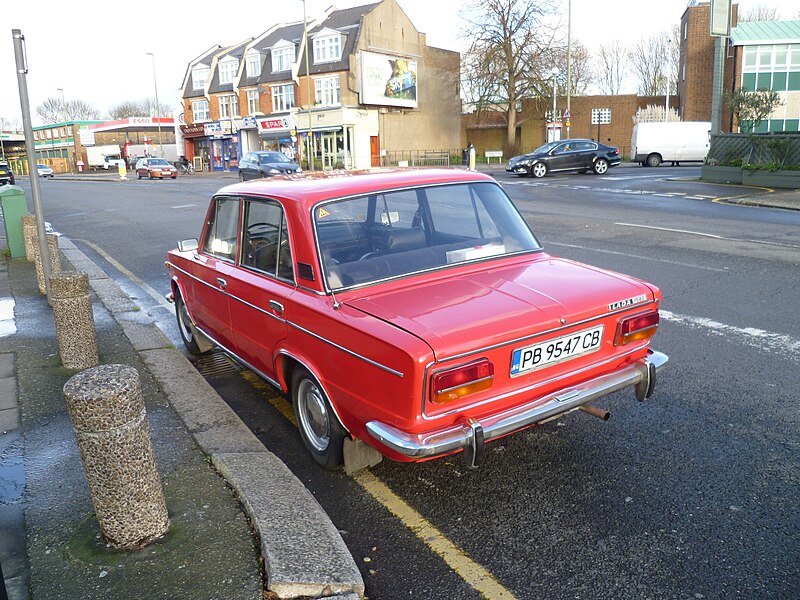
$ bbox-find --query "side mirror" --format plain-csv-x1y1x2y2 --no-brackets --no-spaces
177,238,199,252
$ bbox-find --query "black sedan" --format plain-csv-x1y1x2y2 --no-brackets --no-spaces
238,151,301,181
0,161,15,186
506,139,621,178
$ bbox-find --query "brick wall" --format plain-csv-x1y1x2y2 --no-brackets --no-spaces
679,2,738,128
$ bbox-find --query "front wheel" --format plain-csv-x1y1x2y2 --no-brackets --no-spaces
175,293,204,355
593,158,609,175
646,153,662,167
292,367,345,469
531,162,547,178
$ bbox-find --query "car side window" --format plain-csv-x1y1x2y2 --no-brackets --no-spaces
241,200,294,282
202,197,240,262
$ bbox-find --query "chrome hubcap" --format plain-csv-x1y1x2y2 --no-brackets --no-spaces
596,161,607,173
298,380,330,452
178,301,194,343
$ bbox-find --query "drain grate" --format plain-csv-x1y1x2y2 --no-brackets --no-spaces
193,351,242,377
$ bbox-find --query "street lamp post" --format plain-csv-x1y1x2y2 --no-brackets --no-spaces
551,67,559,141
146,52,164,158
566,0,571,139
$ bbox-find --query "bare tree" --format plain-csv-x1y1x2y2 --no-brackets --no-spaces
553,40,593,96
595,40,627,95
628,33,673,96
460,0,561,151
37,97,102,123
110,99,172,120
0,116,22,132
741,3,781,21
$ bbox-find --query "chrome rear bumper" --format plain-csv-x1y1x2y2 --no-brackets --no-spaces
366,350,668,462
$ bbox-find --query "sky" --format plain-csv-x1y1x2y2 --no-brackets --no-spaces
2,0,798,126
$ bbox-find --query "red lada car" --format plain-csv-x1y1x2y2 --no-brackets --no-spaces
166,169,667,470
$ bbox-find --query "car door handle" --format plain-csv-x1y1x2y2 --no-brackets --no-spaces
269,300,284,314
216,277,227,289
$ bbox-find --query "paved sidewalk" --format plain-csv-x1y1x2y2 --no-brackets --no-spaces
0,234,363,599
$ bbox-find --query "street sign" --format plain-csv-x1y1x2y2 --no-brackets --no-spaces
563,108,571,119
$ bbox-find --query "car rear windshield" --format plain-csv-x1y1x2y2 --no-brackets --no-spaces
316,181,541,290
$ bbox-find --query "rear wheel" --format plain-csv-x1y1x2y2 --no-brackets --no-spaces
175,293,204,355
292,367,345,469
531,162,547,178
593,158,609,175
646,153,662,167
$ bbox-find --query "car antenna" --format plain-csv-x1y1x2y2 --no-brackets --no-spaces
330,287,342,310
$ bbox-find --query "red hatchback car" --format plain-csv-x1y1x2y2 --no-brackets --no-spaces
166,169,667,470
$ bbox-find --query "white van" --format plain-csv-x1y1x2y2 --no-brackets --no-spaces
631,121,711,167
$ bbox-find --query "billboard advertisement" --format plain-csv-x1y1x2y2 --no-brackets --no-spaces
360,51,418,108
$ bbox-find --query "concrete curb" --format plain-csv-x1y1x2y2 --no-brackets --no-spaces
57,237,365,599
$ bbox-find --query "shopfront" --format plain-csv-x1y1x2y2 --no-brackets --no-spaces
180,123,207,171
204,122,239,172
294,107,379,170
257,116,298,162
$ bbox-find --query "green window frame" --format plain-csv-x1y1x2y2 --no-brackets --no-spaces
756,72,771,90
768,120,784,133
784,119,799,132
772,71,787,91
742,73,756,91
788,72,800,91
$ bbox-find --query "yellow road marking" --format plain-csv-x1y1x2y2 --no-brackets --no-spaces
353,470,518,599
239,370,518,598
239,369,296,424
76,239,173,309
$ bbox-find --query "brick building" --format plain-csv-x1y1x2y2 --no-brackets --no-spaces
465,94,678,160
679,1,800,133
179,0,461,172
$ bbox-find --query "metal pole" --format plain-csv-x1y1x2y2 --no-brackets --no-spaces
303,0,314,171
13,29,51,299
710,37,725,135
566,0,571,139
146,53,163,158
664,37,670,121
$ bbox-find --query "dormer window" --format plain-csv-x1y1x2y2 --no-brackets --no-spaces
245,49,262,78
219,57,238,85
313,32,342,64
192,66,209,90
271,43,294,72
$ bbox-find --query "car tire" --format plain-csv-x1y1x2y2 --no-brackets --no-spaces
531,162,547,178
239,172,245,182
149,173,154,180
175,293,204,355
292,367,346,470
646,153,662,167
593,158,609,175
137,173,142,179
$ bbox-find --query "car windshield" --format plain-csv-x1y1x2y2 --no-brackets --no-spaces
531,142,560,154
316,181,542,290
148,158,170,166
259,153,290,164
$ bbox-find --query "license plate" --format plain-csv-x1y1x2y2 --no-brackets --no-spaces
510,325,604,376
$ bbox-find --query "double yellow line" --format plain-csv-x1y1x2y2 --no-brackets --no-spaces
239,369,518,600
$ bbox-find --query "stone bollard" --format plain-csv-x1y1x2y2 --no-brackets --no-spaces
63,365,170,549
34,233,62,295
50,271,99,370
22,215,37,262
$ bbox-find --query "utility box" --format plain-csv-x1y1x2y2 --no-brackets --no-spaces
0,185,29,258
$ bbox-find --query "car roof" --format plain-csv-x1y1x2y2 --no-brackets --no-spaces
215,168,496,207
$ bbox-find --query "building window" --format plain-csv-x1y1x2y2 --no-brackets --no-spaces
34,131,39,140
245,50,262,78
313,34,342,63
219,59,238,85
314,76,340,106
219,94,238,118
272,84,295,112
192,67,209,90
272,45,294,72
683,22,687,40
682,63,686,81
247,90,260,115
591,108,611,125
193,100,210,122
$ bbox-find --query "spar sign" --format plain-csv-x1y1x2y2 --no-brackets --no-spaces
257,117,292,133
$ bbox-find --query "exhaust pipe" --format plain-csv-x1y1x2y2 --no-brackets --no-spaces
580,404,610,421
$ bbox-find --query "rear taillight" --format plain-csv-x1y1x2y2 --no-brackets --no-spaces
614,311,659,346
610,147,620,155
432,359,494,404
